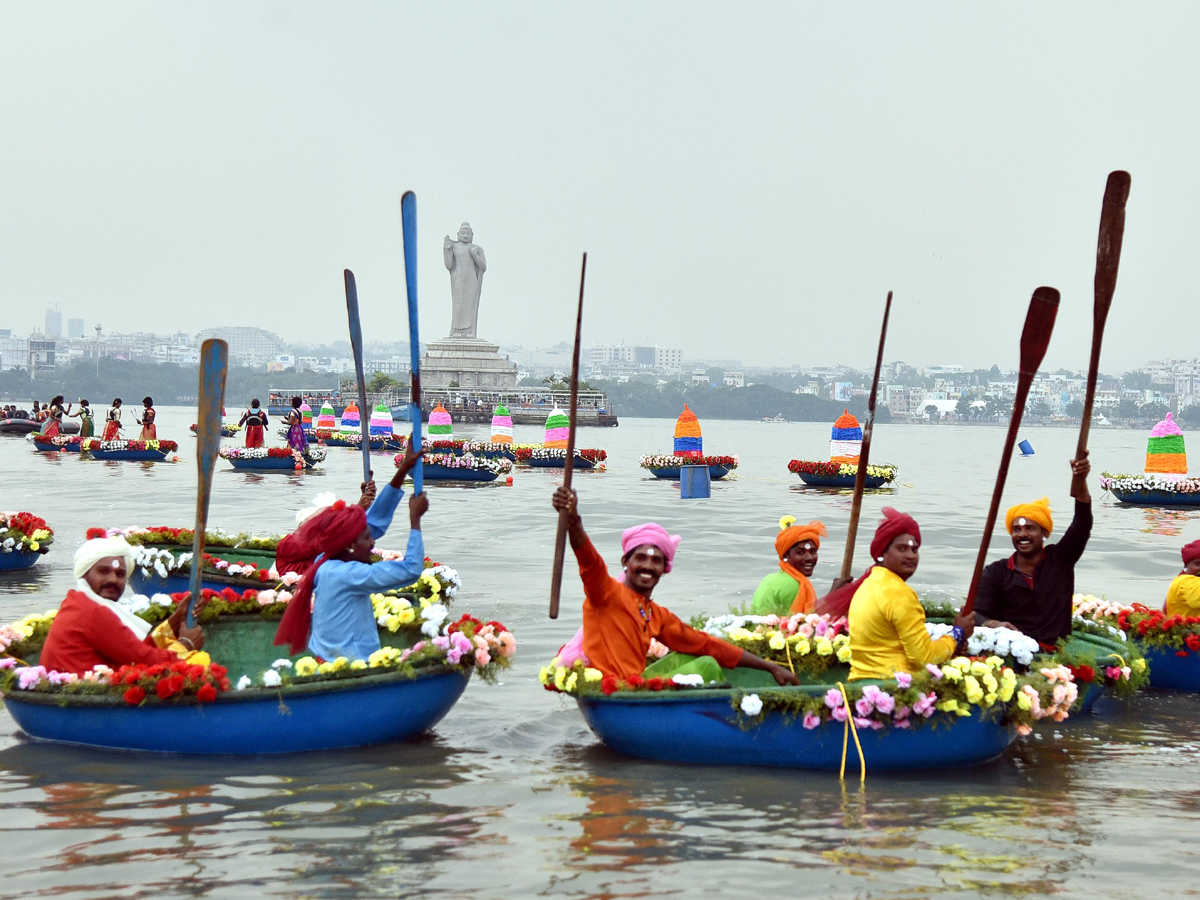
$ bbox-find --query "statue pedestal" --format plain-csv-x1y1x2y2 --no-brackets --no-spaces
421,337,518,389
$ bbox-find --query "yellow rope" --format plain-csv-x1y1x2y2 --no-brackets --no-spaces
784,640,796,675
836,681,866,783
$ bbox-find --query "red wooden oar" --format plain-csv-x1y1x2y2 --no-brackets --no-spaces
840,291,892,581
962,287,1060,617
548,253,587,620
1072,170,1131,499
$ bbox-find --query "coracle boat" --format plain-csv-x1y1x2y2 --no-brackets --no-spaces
0,567,516,754
1073,594,1198,691
397,451,512,483
639,455,736,480
30,435,82,453
1,416,78,436
789,460,897,489
524,448,606,471
314,429,399,451
1099,474,1200,508
82,438,178,462
0,512,53,572
424,439,517,461
219,446,326,471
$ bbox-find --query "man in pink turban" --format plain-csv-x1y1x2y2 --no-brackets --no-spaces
550,486,799,686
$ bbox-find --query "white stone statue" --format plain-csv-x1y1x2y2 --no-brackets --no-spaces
443,222,487,339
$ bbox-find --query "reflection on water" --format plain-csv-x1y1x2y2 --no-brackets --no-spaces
2,412,1200,896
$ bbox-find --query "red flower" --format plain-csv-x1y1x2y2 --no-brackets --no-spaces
1068,664,1096,683
647,677,667,691
156,677,180,699
221,587,238,601
209,664,227,678
196,683,218,703
601,674,619,695
257,570,270,581
626,674,645,689
124,686,146,705
1177,650,1190,658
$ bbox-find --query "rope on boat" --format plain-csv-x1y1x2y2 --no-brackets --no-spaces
836,681,866,783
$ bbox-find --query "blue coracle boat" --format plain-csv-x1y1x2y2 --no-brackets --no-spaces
646,464,731,480
1108,487,1200,507
796,471,892,489
1139,645,1200,690
0,551,43,572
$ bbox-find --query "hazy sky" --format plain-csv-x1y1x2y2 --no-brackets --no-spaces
1,4,1195,372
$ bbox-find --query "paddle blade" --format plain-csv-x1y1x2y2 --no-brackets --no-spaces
345,269,371,483
401,191,423,494
188,339,229,627
1018,287,1060,378
1094,170,1131,330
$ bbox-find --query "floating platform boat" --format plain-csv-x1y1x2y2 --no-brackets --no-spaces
31,437,82,453
794,469,894,489
82,439,176,462
401,452,511,483
0,551,42,572
1106,486,1200,508
643,463,732,480
219,447,324,471
422,464,502,482
528,455,600,471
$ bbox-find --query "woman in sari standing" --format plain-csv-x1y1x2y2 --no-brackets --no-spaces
102,399,123,441
285,396,307,455
134,397,157,441
69,400,94,438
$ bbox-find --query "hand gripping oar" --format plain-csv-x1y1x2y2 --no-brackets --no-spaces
548,253,587,619
345,269,372,484
401,191,423,494
840,290,892,581
1072,170,1131,500
962,288,1060,617
186,339,229,629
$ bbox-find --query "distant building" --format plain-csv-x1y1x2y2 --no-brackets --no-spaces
196,326,283,367
691,368,709,385
67,318,85,339
722,371,745,388
44,309,62,340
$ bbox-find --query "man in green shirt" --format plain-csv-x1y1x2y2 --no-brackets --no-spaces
751,517,830,617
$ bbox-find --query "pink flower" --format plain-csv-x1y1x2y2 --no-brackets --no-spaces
474,648,491,667
498,632,516,658
48,671,78,685
831,706,849,722
257,589,277,606
802,712,821,730
855,697,874,717
894,672,912,689
893,705,910,720
1016,724,1032,736
432,635,450,650
0,657,17,670
893,718,911,729
824,688,844,709
853,716,883,731
280,572,302,586
16,666,47,689
925,664,942,679
797,624,814,638
874,692,895,714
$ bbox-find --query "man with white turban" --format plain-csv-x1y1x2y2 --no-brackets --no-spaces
39,528,208,676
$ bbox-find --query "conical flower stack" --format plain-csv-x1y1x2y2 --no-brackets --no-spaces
490,404,514,444
544,407,570,448
299,402,313,431
673,404,703,458
316,402,337,430
429,403,454,440
1145,412,1187,480
369,403,394,437
829,410,862,465
339,402,361,434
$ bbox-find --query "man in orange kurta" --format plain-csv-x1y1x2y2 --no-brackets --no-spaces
551,487,799,685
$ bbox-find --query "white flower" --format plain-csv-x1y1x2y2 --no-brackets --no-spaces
236,675,252,691
740,693,763,716
671,673,705,687
420,603,449,637
271,658,293,669
150,593,173,607
261,669,282,687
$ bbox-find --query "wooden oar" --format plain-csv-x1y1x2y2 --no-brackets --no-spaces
185,339,229,629
344,269,372,483
401,191,424,494
1072,170,1131,499
840,290,893,581
962,287,1060,616
548,252,588,620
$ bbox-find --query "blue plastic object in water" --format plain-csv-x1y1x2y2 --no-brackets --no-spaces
1140,645,1200,690
679,465,711,499
1019,439,1034,455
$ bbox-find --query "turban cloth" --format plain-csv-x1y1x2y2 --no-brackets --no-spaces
1005,497,1053,536
1183,539,1200,566
775,516,827,616
274,500,368,654
869,508,922,561
620,523,681,574
73,533,136,580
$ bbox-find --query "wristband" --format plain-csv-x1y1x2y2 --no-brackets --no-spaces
179,636,194,651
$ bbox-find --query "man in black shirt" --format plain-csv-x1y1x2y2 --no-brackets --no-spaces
974,455,1092,648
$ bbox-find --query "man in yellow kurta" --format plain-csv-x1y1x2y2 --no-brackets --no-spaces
1164,539,1200,617
848,508,975,680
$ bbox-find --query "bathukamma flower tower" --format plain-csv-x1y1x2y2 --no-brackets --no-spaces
299,402,313,432
490,404,513,444
338,402,361,434
1146,413,1187,481
316,402,337,430
429,403,454,441
673,404,702,458
829,410,862,464
543,407,570,449
369,403,394,437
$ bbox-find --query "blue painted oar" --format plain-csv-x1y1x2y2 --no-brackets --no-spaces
186,339,229,629
401,191,423,494
344,269,372,483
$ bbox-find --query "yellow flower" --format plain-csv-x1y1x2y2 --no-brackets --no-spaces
970,661,990,677
984,692,997,706
816,638,833,656
538,666,553,686
28,541,39,551
369,648,398,667
384,615,402,632
584,668,603,682
295,657,319,676
554,667,568,690
1017,692,1032,710
986,656,1004,669
937,699,959,713
727,627,753,642
768,633,786,651
331,657,349,671
792,638,811,656
317,662,336,675
565,672,578,692
983,674,998,692
941,666,962,682
350,660,367,670
836,646,851,663
964,677,984,705
998,682,1015,702
1133,658,1146,673
951,656,972,670
956,705,972,716
399,607,415,625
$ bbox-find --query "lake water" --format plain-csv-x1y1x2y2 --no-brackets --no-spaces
1,408,1198,898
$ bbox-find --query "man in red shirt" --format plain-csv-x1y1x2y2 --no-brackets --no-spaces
40,530,208,677
551,486,798,686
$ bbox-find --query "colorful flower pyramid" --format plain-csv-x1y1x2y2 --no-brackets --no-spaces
429,403,454,440
673,404,702,457
369,403,394,437
1145,412,1187,479
544,407,569,448
299,402,313,431
490,404,513,444
339,402,361,434
316,402,337,430
829,410,862,465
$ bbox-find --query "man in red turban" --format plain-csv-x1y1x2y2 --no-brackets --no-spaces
1164,538,1200,617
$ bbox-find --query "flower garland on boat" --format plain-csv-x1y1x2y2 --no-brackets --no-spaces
219,446,328,464
0,656,231,705
313,429,396,445
1098,472,1200,495
639,454,739,470
395,452,513,474
531,447,607,464
1073,592,1200,654
0,610,55,659
787,460,898,481
701,613,852,675
459,441,516,455
82,438,179,453
121,526,282,551
29,434,81,448
0,512,53,554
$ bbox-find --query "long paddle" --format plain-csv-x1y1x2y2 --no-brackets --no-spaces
962,287,1060,617
344,269,372,483
548,252,588,620
401,191,424,494
1072,170,1131,499
185,339,229,629
840,290,893,581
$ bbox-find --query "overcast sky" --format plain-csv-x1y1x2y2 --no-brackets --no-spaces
0,3,1194,372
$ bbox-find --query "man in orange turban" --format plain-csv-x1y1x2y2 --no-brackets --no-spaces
751,517,829,616
974,455,1092,646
